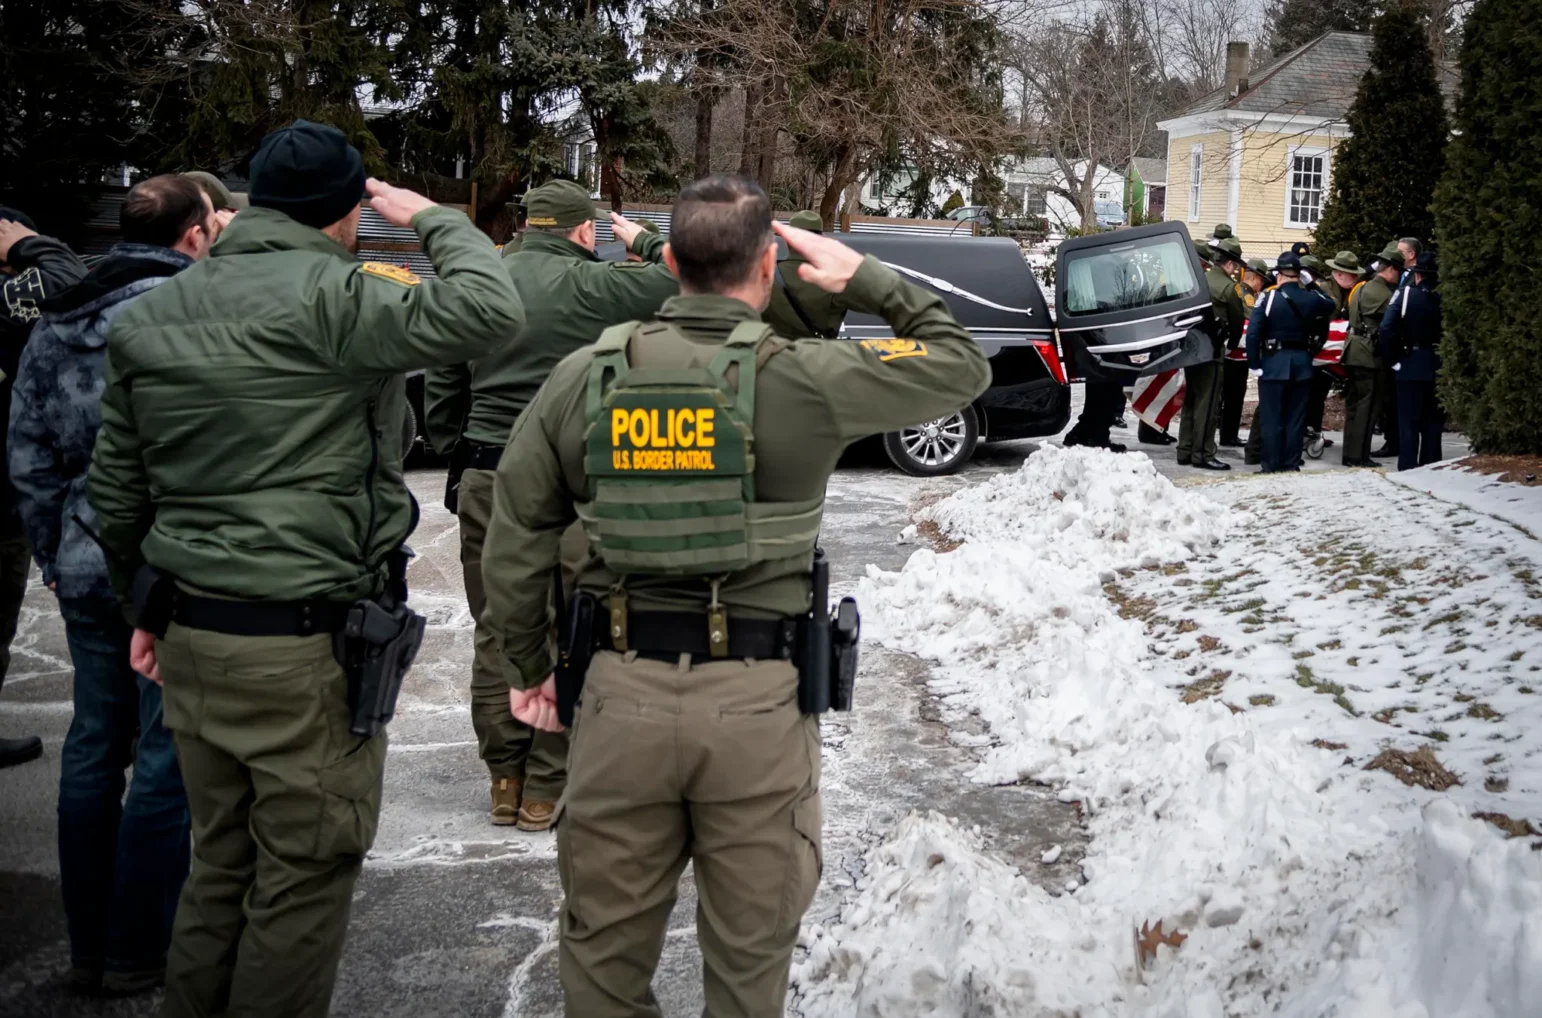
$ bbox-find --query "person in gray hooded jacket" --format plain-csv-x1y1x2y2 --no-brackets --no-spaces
7,173,227,996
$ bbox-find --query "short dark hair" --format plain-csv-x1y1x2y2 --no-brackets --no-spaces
121,174,209,248
669,175,772,292
1399,236,1422,255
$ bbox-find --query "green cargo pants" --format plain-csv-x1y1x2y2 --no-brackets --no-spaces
157,626,386,1018
0,521,31,689
557,650,822,1018
458,467,569,799
1176,360,1222,464
1341,365,1378,464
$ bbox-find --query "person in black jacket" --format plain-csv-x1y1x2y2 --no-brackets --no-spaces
0,207,88,768
1378,251,1443,471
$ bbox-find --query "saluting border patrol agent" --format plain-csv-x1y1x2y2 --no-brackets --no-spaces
87,120,526,1018
424,180,678,830
1246,250,1335,473
479,174,989,1017
763,209,849,339
1178,236,1245,470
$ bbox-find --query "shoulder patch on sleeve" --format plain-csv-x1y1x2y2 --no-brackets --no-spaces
859,338,928,362
360,262,422,287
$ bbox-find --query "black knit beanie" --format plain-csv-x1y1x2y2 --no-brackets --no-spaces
248,120,366,230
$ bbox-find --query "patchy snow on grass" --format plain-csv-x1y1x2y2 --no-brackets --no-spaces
1389,457,1542,539
793,448,1542,1018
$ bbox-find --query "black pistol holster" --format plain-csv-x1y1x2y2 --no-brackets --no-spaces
797,549,861,715
556,581,598,728
132,564,178,639
333,548,427,738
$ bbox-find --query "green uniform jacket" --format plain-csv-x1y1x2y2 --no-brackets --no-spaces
764,254,849,339
424,230,677,453
1206,265,1246,356
482,256,991,689
1344,275,1395,369
88,206,525,607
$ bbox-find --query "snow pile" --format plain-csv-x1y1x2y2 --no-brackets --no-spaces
795,449,1542,1018
798,813,1115,1017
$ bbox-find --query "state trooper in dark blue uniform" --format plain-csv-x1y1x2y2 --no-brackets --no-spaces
1246,250,1335,473
1378,250,1443,471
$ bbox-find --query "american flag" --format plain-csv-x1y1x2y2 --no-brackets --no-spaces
1131,368,1184,432
1314,319,1349,373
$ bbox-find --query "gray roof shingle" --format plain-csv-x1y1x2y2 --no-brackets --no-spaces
1174,31,1458,121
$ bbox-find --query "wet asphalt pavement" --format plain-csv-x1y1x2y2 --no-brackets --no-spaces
0,446,1082,1018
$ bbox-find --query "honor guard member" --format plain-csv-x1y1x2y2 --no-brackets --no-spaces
423,179,677,830
763,208,849,339
87,120,526,1018
479,175,989,1017
1336,250,1391,467
1378,250,1443,471
1301,251,1347,456
181,170,249,212
1373,242,1408,459
1220,257,1270,448
1178,236,1244,470
1246,250,1335,473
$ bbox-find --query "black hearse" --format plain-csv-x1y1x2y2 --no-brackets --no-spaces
576,220,1214,476
834,221,1214,474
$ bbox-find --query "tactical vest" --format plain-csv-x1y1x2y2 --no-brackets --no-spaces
575,319,823,579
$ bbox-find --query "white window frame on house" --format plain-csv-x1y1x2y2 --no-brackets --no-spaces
1284,145,1331,230
1187,145,1203,222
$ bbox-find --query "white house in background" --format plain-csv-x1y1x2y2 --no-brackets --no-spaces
859,166,971,215
1001,157,1124,233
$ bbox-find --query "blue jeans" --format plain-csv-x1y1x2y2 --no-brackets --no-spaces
57,596,190,972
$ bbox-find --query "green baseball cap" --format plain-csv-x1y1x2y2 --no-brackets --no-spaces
524,179,601,229
1212,223,1234,240
1325,250,1364,275
789,210,823,232
1211,236,1243,261
183,170,248,211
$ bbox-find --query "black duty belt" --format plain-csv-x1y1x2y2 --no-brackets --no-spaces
599,610,800,663
171,594,354,638
470,443,504,471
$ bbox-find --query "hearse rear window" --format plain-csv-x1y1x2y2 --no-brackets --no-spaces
1062,235,1200,316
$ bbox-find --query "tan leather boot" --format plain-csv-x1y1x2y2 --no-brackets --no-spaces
490,777,522,826
516,800,556,832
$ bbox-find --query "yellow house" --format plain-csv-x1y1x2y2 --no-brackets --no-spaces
1158,33,1369,260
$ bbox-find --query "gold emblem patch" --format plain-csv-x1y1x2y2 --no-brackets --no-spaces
360,262,422,286
859,338,928,362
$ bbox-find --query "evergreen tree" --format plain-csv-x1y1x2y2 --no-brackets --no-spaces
0,0,140,240
1433,0,1542,452
1311,0,1448,261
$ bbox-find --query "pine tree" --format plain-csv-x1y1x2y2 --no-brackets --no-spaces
1433,0,1542,452
1311,0,1448,261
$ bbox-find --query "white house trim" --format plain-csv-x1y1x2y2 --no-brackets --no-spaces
1227,129,1243,227
1282,144,1332,230
1156,110,1351,141
1187,144,1203,222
